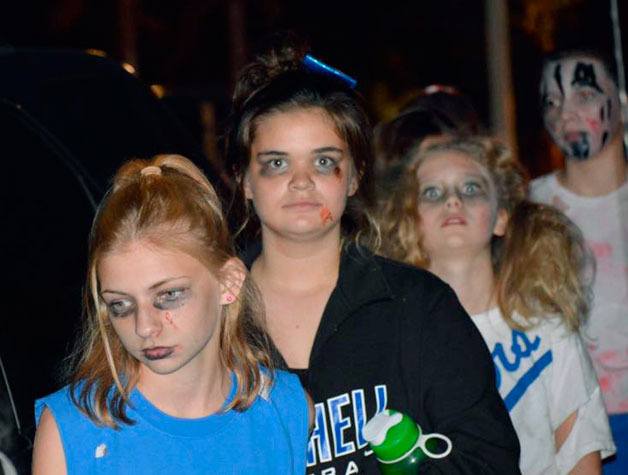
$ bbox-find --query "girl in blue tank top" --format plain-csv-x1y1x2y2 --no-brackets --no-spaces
32,155,310,475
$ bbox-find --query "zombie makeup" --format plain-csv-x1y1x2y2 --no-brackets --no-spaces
414,151,506,257
320,206,333,224
105,297,135,318
418,177,492,207
154,287,190,310
540,55,621,160
103,286,190,319
165,311,176,327
255,148,343,178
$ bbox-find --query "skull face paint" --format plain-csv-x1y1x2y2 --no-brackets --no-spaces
540,55,621,160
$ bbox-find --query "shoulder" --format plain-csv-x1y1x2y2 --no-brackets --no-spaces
266,369,306,406
338,246,457,313
371,253,453,302
33,385,89,475
32,407,66,475
529,172,557,203
35,385,77,426
264,369,310,455
370,256,483,351
374,255,467,329
35,384,110,452
493,312,578,351
357,254,471,337
528,316,600,396
524,313,580,347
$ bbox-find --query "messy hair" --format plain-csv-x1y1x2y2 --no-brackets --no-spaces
379,137,591,330
225,32,380,251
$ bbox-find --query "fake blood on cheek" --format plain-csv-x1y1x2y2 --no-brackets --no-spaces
320,207,333,225
165,311,177,329
585,118,602,134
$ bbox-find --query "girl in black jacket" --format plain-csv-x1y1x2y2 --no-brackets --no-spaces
226,33,520,475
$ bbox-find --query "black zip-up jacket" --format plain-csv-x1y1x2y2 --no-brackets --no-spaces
244,244,521,474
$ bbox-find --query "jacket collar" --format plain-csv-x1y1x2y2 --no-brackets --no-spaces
334,244,393,309
241,241,394,364
310,244,394,363
241,241,392,306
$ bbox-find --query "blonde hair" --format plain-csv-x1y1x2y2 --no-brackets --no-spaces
379,137,591,331
69,154,272,428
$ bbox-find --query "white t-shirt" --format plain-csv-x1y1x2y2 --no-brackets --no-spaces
530,173,628,415
471,308,616,474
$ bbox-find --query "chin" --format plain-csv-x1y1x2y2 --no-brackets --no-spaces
281,229,327,242
441,234,469,247
275,221,336,240
141,361,181,376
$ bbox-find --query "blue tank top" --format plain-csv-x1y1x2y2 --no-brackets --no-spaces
36,370,308,474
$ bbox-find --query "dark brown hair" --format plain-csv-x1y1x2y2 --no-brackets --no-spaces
226,34,380,249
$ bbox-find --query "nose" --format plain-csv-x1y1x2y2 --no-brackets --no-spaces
559,101,578,122
288,166,314,191
135,305,163,339
445,191,462,209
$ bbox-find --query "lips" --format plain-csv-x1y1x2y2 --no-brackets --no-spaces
282,201,320,210
563,131,584,142
442,216,467,227
142,346,175,361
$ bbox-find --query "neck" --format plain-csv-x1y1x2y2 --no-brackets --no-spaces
428,249,495,315
253,227,342,292
561,132,626,196
137,358,229,418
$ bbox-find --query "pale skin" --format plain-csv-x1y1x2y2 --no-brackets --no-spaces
417,152,601,473
541,55,626,197
243,107,358,369
33,241,245,474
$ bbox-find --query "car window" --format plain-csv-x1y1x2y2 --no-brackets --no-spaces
0,100,97,444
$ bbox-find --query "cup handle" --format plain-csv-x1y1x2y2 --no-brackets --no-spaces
418,432,453,459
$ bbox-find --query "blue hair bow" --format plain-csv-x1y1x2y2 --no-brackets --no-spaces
302,54,357,89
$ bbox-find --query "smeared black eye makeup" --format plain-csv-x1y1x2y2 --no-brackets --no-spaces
257,154,288,176
105,298,135,318
418,179,490,205
154,287,190,310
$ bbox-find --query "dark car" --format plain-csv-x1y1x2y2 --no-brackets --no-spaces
0,46,225,473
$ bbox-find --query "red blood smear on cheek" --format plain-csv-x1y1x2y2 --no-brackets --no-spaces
320,207,333,225
585,118,601,133
334,167,342,180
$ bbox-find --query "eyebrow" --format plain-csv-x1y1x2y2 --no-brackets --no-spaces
101,276,188,295
256,151,288,159
255,146,344,160
418,174,490,187
313,147,344,154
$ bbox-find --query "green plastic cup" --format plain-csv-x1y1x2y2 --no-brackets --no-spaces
363,409,452,474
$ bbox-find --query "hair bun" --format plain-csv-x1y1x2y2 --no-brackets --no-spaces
232,31,310,109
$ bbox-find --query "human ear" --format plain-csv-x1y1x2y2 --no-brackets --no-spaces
493,209,509,237
219,257,247,305
348,168,359,197
243,173,253,200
